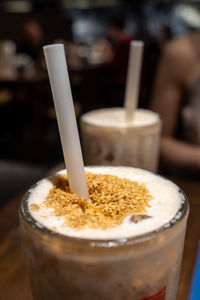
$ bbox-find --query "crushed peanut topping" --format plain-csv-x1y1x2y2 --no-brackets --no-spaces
44,172,153,230
51,226,57,231
29,204,40,212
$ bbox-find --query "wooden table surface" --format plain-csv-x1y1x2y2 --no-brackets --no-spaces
0,177,199,300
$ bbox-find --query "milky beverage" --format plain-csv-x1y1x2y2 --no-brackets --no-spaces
80,108,161,172
20,166,188,300
29,167,181,239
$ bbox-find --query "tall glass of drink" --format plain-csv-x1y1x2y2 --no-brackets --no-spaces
80,108,161,172
20,166,188,300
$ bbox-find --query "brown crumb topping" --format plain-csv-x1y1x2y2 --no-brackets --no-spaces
51,226,57,231
29,204,40,212
44,172,153,230
40,215,47,219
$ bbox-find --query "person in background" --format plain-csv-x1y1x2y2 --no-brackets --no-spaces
18,21,44,61
94,16,133,107
108,16,132,86
152,31,200,175
89,15,132,83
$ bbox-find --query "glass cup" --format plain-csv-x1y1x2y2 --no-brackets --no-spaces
20,176,189,300
80,109,162,173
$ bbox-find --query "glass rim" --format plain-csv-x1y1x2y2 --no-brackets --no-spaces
20,173,189,248
80,108,161,131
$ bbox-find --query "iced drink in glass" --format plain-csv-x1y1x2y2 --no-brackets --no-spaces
80,108,161,173
20,166,188,300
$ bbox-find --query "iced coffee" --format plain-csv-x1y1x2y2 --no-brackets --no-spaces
20,166,188,300
80,108,161,172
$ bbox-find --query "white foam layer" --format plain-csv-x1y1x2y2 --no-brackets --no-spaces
28,167,183,240
81,108,160,128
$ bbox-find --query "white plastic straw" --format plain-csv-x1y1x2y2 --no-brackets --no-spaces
43,44,88,199
124,41,144,122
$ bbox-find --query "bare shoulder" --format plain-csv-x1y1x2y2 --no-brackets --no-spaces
162,34,194,66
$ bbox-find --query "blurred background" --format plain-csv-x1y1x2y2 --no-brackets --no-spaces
1,0,200,204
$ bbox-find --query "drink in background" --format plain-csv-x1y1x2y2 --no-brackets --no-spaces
20,166,188,300
80,108,161,172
